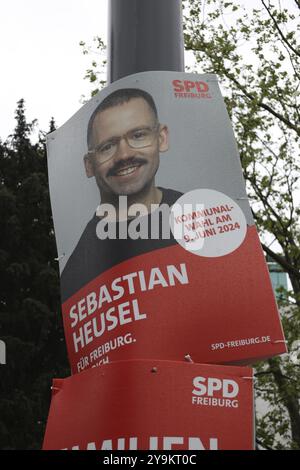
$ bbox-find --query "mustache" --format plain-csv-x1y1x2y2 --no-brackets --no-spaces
107,157,147,176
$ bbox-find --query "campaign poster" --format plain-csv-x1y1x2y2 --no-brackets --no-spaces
42,360,254,450
47,71,287,374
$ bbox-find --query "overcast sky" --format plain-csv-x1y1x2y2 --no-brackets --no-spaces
0,0,108,141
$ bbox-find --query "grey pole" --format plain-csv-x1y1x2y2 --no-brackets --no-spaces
108,0,184,83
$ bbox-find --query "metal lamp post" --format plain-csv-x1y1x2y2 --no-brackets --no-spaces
108,0,185,83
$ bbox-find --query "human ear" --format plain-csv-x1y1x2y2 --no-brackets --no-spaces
84,155,95,178
158,125,169,153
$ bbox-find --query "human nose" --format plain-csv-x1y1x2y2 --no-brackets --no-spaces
113,136,135,161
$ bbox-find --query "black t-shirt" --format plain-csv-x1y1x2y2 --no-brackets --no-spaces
60,188,183,302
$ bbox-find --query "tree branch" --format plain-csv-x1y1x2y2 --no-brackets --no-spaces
261,243,300,279
268,358,300,446
256,439,274,450
261,0,300,58
192,38,300,135
228,73,300,136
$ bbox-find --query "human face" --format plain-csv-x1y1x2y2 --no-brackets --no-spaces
84,98,169,198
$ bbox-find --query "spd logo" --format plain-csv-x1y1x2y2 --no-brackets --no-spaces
192,376,239,408
172,80,212,99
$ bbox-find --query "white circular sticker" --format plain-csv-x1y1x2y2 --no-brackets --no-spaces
170,189,247,257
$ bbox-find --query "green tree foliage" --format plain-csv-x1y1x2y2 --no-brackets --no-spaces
0,100,69,449
79,37,107,99
81,0,300,450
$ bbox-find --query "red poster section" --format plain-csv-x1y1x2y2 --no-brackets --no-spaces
62,227,286,374
43,360,254,450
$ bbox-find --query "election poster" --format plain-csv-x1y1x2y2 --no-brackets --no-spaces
46,71,287,374
42,360,254,450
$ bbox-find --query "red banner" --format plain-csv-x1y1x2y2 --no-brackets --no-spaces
62,226,286,374
43,360,254,450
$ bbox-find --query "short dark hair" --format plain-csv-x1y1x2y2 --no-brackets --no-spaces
87,88,158,150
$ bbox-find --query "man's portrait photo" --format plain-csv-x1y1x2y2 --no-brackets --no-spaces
60,87,182,301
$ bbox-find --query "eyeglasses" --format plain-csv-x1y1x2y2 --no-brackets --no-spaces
86,124,160,164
